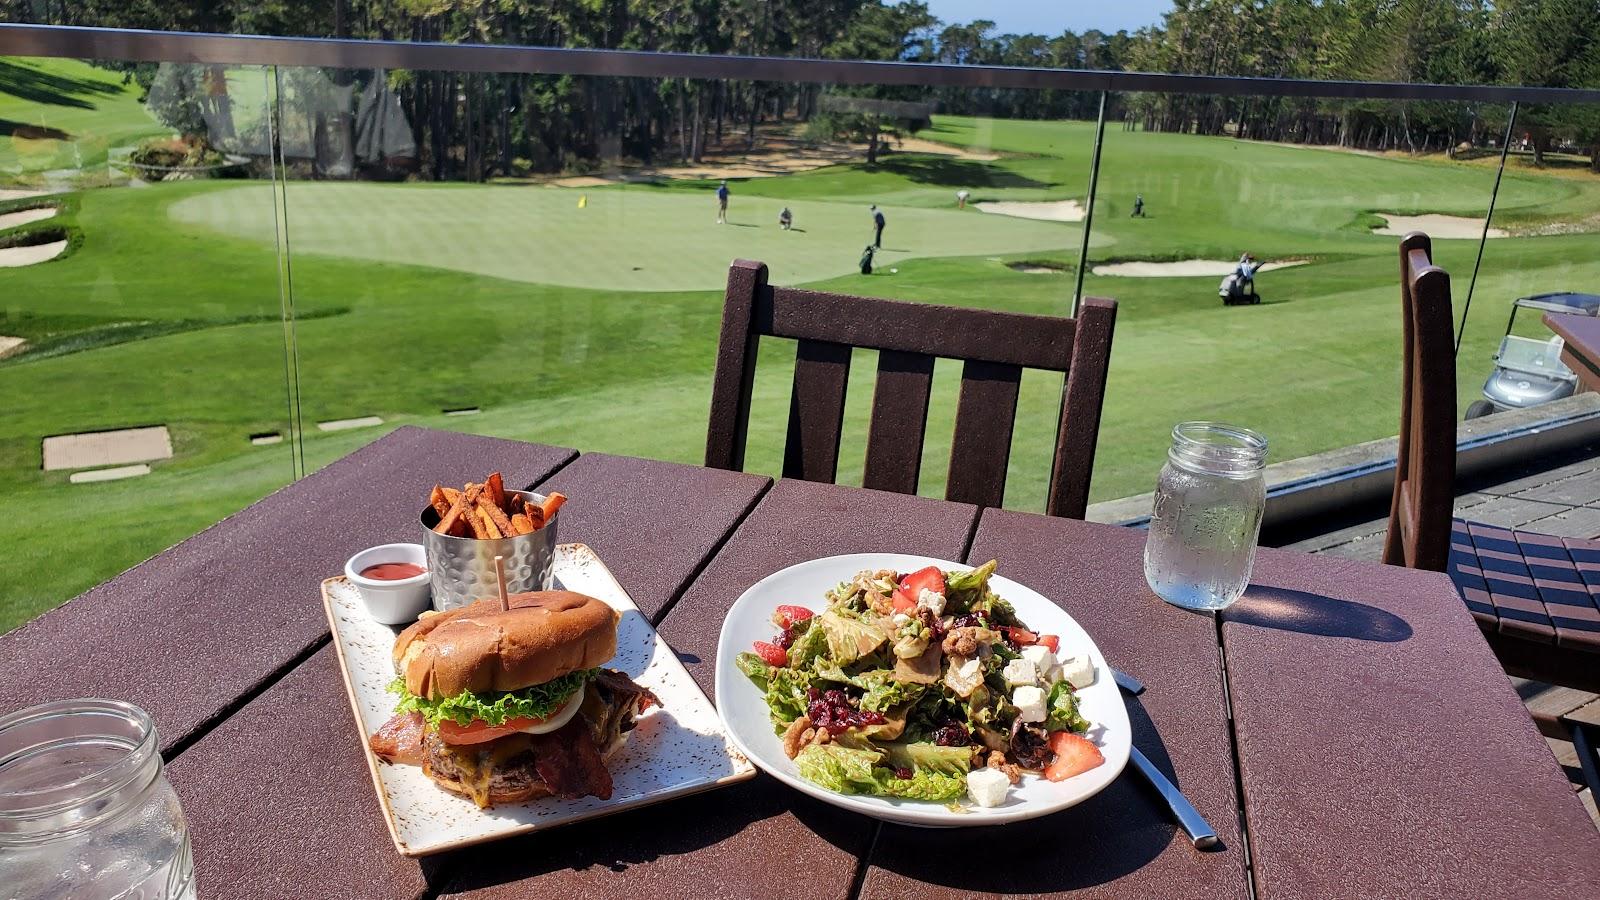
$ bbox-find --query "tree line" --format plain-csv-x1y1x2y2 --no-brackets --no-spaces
4,1,1599,175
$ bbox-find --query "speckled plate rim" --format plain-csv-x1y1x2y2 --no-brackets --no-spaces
323,542,756,857
714,552,1131,828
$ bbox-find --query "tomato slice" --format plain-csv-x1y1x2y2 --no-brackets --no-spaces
437,714,546,745
892,566,946,613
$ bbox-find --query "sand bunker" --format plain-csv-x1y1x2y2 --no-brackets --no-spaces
0,336,26,359
0,207,57,230
0,239,67,267
975,200,1085,222
43,426,173,471
1092,259,1309,277
893,136,999,161
1372,213,1506,239
0,189,54,202
317,415,384,432
69,464,151,484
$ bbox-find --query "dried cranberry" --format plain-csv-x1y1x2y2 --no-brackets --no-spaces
776,626,794,650
950,609,989,630
931,721,971,747
893,766,914,780
804,688,886,735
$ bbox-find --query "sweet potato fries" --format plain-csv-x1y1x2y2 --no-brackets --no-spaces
429,473,565,539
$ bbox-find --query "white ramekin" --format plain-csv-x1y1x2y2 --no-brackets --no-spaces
344,542,431,625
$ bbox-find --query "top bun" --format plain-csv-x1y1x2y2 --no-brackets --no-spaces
393,591,619,699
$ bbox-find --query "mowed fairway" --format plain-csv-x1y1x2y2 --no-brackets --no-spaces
7,96,1600,632
167,181,1088,291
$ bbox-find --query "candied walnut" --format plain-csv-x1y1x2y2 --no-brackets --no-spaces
942,626,982,657
986,750,1022,785
781,716,814,759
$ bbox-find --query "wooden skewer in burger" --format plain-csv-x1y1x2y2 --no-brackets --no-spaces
368,580,658,809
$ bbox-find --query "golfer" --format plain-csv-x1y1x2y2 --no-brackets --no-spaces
956,189,970,209
716,180,730,224
779,207,793,230
871,204,886,248
1132,193,1145,217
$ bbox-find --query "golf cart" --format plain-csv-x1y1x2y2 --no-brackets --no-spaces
1465,291,1600,419
1219,260,1261,305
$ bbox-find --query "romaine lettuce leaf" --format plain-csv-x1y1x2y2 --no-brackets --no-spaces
766,666,812,731
943,559,997,610
818,609,887,666
870,768,968,801
795,743,882,793
883,742,972,776
736,651,771,690
786,621,830,669
389,669,592,728
1046,679,1090,733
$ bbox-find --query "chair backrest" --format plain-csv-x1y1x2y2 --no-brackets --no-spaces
1383,233,1457,571
705,259,1118,518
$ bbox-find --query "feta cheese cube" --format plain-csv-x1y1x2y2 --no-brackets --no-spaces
1060,654,1096,689
1012,685,1047,723
891,612,911,627
1020,644,1057,677
966,767,1010,808
916,588,946,617
1002,657,1038,688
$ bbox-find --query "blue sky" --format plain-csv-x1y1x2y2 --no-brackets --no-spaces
922,0,1172,35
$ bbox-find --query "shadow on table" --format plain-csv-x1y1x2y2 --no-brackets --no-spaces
867,698,1228,894
1226,585,1412,643
431,774,874,894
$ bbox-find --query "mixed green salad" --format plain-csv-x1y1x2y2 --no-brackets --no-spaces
736,560,1104,808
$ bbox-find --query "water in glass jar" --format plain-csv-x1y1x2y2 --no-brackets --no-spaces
1144,460,1265,611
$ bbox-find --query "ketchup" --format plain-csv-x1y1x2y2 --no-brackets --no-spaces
360,562,426,581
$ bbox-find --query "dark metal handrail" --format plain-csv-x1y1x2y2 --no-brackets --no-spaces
5,24,1600,105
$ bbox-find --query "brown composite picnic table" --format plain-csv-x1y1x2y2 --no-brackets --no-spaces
4,426,1598,898
1547,310,1600,394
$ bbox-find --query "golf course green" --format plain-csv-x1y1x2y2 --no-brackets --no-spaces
7,58,1600,633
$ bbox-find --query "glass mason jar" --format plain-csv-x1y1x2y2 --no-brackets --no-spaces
1143,422,1268,612
0,700,196,900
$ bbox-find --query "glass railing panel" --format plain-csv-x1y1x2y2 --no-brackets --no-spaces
1084,94,1510,501
278,69,1098,511
1452,102,1600,422
0,56,293,632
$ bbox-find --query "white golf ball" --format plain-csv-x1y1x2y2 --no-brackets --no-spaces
890,267,899,273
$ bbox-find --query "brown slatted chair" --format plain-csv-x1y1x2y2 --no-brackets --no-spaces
706,259,1117,518
1385,232,1600,695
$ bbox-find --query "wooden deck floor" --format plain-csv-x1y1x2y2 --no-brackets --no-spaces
1283,441,1600,828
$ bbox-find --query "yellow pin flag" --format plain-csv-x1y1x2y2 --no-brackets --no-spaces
577,194,587,209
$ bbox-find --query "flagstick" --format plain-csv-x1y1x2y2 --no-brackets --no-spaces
493,554,510,612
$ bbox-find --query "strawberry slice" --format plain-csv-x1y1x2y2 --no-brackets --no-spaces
1043,731,1104,782
891,566,946,614
753,640,789,667
1038,634,1060,654
1004,626,1039,646
772,605,815,629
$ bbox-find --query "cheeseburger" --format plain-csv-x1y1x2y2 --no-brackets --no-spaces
368,591,658,808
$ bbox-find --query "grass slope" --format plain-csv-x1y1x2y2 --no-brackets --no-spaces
0,57,169,177
5,111,1600,632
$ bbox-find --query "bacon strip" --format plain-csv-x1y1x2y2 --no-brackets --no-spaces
530,719,613,800
368,712,427,766
594,668,660,712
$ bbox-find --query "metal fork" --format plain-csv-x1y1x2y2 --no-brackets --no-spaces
1112,668,1219,850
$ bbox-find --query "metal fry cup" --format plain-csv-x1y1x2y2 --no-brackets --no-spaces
420,489,558,612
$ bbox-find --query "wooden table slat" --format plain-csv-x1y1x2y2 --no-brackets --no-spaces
859,508,1248,900
1221,546,1600,898
0,426,574,753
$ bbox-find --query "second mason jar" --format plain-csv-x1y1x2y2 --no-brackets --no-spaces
1143,422,1268,611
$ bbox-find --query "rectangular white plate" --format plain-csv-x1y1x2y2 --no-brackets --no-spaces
323,542,755,857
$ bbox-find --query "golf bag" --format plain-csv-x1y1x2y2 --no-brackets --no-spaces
859,245,876,275
1219,272,1259,305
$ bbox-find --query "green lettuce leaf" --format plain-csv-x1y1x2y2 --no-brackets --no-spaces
817,609,887,666
1046,679,1090,733
736,651,772,691
882,742,972,777
870,768,968,801
795,743,883,793
389,669,593,729
786,622,830,669
943,559,998,612
766,666,812,731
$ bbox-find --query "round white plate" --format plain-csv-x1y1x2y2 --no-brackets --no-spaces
714,553,1130,827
